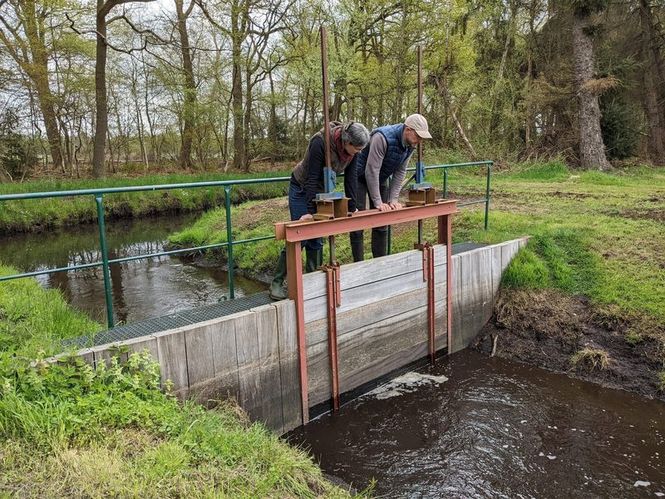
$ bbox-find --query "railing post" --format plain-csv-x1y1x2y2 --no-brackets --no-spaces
484,163,492,230
94,195,115,329
443,168,448,198
224,185,235,299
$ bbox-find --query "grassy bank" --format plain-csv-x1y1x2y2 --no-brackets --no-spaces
0,171,290,234
169,161,665,392
0,265,354,497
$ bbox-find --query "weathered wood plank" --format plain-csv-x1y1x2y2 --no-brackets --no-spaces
252,304,284,432
187,314,241,406
490,243,503,296
307,300,447,406
451,253,464,354
303,261,447,323
274,299,302,433
306,281,448,348
452,249,493,353
184,323,216,387
302,245,447,299
234,311,263,422
154,328,189,396
501,239,520,272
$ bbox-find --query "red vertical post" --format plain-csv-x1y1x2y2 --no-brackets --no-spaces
427,245,436,365
438,215,453,354
286,240,309,423
325,266,340,411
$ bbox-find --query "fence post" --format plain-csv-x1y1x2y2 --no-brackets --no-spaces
94,195,115,329
224,186,235,299
484,163,492,230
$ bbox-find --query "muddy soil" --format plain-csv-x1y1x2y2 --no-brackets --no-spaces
473,289,665,402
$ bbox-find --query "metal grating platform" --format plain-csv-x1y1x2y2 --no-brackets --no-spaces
452,242,487,254
63,291,275,349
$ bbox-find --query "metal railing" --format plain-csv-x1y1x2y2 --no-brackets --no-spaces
0,161,491,329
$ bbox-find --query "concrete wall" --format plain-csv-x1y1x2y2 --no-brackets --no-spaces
68,237,526,434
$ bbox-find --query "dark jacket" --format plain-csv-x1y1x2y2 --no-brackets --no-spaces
356,123,413,184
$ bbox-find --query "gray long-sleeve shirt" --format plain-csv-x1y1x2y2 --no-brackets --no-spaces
364,133,413,206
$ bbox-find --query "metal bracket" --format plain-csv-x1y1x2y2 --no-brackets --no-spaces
418,242,436,365
323,263,341,411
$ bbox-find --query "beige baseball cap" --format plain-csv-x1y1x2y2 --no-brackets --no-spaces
405,113,432,139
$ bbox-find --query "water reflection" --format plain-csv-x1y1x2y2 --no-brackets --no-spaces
0,214,266,324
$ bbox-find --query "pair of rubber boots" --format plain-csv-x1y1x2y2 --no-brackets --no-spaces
269,248,322,300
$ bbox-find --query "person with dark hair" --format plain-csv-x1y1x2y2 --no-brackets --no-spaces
350,114,432,261
269,121,370,300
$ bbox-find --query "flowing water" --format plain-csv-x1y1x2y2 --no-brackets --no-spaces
0,214,266,325
289,350,665,498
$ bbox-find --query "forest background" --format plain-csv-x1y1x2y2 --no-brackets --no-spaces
0,0,664,181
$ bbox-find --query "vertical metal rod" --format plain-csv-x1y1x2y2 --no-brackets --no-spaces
428,245,436,365
286,240,309,423
416,45,423,181
484,163,492,230
95,195,114,329
320,26,332,182
224,186,235,299
320,25,336,265
325,267,340,411
443,168,448,198
417,45,424,245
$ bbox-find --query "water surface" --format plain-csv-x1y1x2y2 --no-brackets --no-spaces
0,214,266,324
289,350,665,498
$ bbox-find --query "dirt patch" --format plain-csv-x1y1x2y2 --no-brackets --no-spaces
473,289,665,401
620,207,665,223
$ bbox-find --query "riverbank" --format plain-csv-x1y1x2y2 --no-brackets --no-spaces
0,265,355,497
169,161,665,398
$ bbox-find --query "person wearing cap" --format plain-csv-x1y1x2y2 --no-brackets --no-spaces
350,113,432,261
269,121,371,300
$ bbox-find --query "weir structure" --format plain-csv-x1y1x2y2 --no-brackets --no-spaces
275,200,457,423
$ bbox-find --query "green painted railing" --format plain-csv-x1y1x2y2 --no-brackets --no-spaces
0,161,491,329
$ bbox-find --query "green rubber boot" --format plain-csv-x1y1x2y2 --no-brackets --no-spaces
269,249,288,300
305,248,323,273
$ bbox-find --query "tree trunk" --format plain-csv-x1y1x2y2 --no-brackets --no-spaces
175,0,196,169
92,0,109,178
230,1,245,170
21,0,65,171
639,0,665,162
572,14,611,171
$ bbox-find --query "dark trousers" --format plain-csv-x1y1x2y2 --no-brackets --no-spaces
349,178,389,261
289,179,323,251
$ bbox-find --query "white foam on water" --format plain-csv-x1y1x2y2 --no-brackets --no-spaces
366,372,449,400
634,481,651,488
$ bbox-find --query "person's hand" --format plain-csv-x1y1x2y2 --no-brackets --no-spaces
389,201,403,210
376,203,391,212
299,213,314,221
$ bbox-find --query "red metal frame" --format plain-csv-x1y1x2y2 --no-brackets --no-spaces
324,264,341,411
278,201,457,424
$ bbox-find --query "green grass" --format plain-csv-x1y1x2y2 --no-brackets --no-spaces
0,265,101,357
0,171,291,234
0,352,352,497
0,263,353,497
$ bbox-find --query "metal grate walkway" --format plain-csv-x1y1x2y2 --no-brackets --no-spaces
63,291,274,349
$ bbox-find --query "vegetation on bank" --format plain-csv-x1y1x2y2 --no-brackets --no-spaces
169,161,665,384
0,265,353,497
0,171,290,234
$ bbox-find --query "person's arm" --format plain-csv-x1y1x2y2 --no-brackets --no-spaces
343,155,358,213
364,134,389,208
303,136,325,215
388,150,414,205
